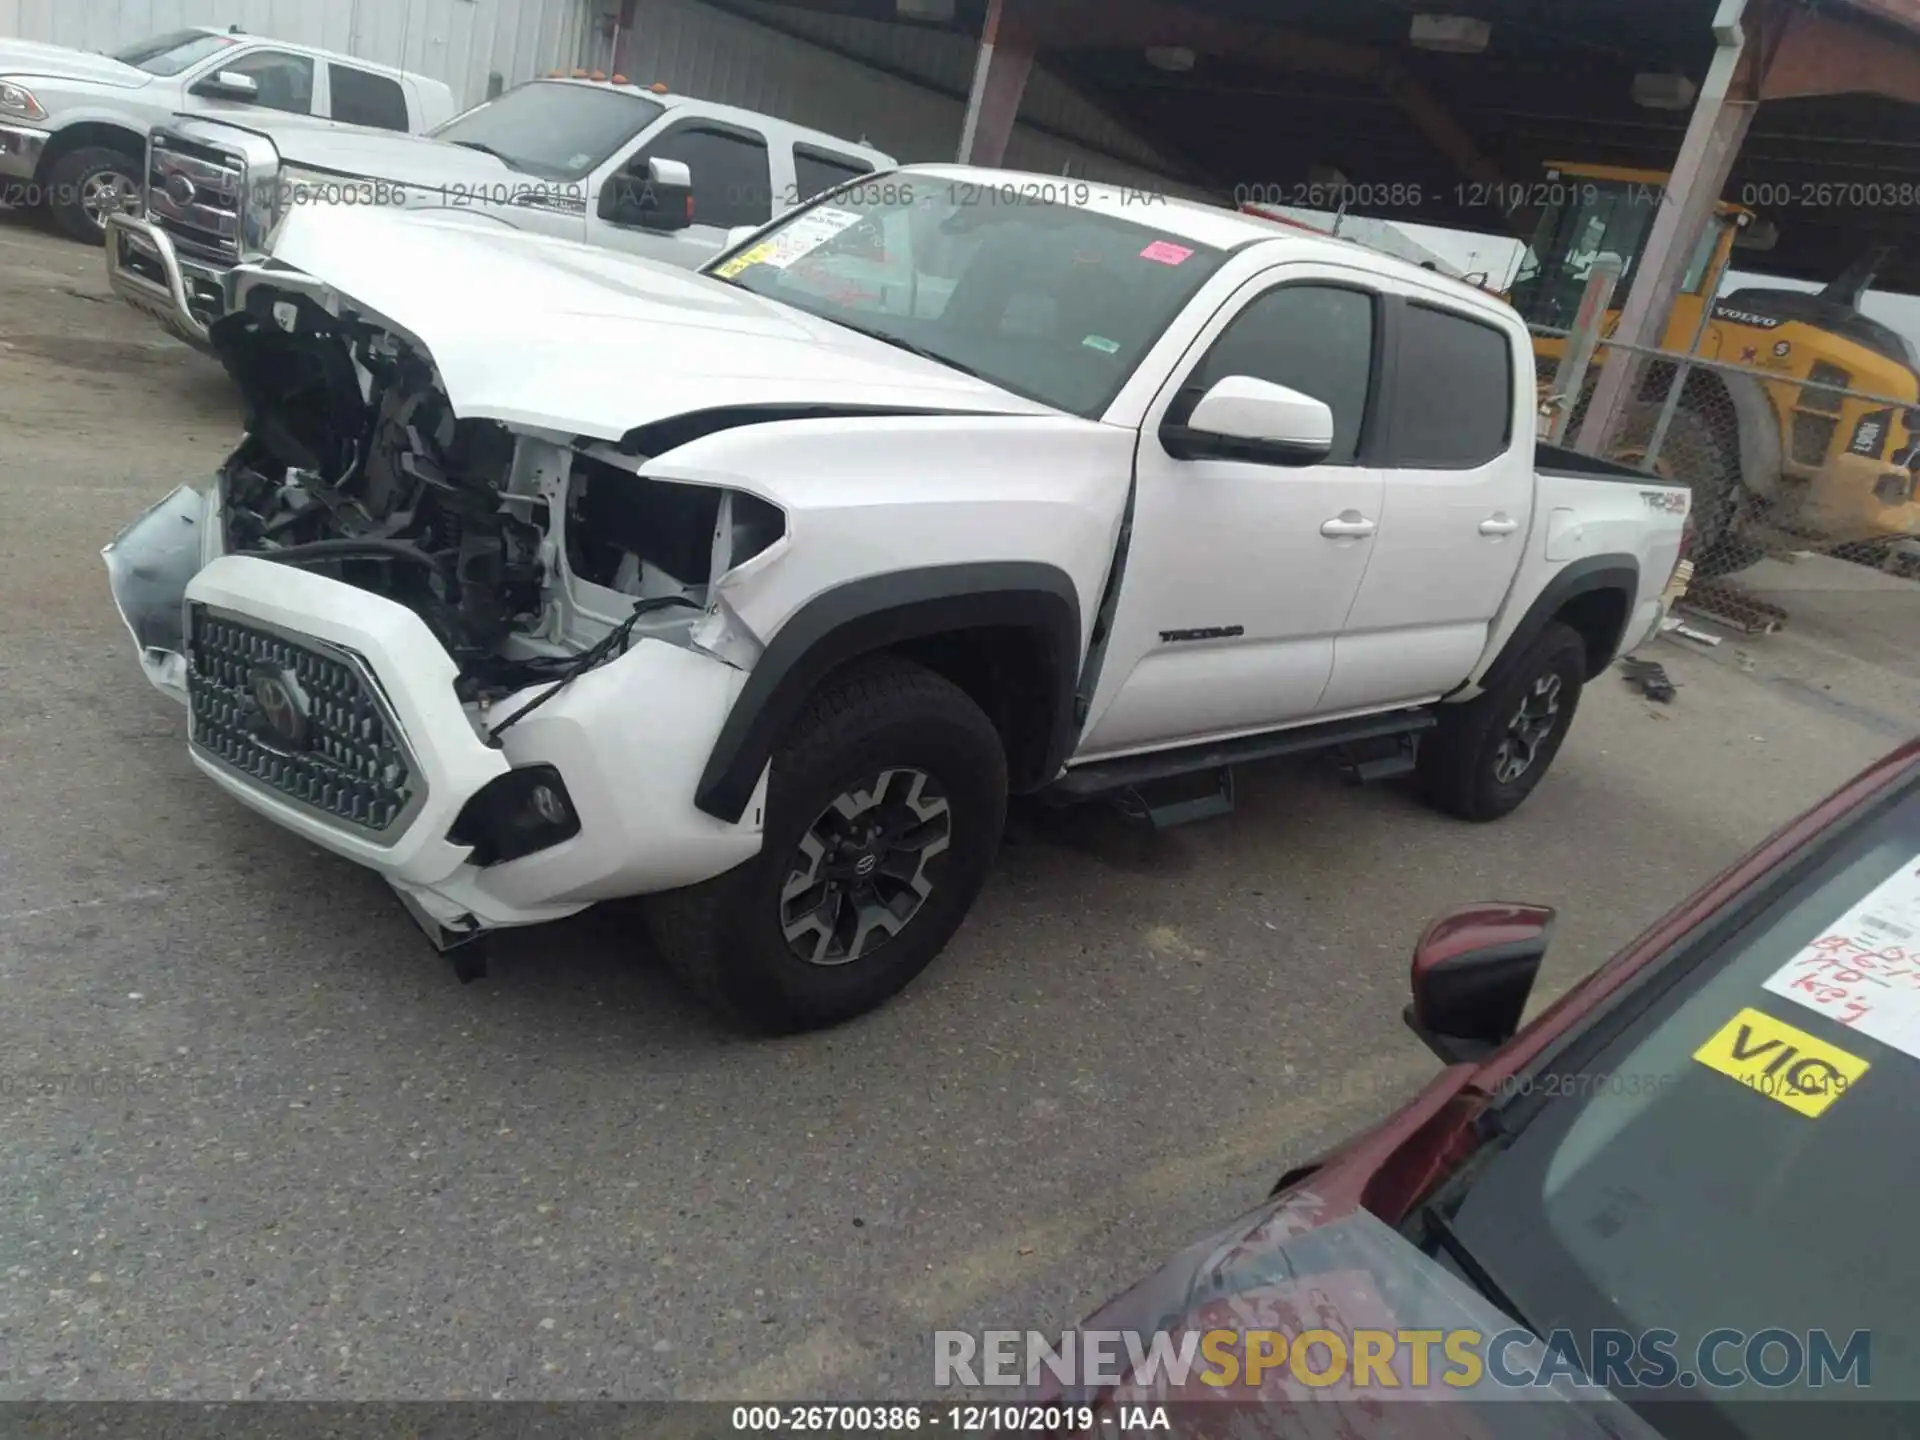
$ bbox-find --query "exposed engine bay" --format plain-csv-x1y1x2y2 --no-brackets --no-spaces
209,291,784,708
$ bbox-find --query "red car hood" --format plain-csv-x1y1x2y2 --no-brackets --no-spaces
1047,1195,1660,1437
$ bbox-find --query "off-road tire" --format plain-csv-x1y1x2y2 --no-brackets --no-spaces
1608,401,1762,578
645,655,1008,1034
1417,622,1587,823
47,146,141,245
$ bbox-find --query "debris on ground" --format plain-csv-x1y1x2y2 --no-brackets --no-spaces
1620,657,1677,703
1679,581,1787,635
1663,617,1724,647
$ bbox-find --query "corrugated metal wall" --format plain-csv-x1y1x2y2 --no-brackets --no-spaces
0,0,591,109
618,0,1202,196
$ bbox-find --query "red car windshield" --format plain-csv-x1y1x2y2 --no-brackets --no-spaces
1440,777,1920,1436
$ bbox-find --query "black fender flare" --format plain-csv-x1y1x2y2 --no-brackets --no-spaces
694,562,1083,823
1473,554,1642,695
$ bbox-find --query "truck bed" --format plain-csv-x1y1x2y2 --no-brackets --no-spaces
1535,440,1668,484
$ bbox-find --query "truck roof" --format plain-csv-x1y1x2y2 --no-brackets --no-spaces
180,25,446,88
531,77,894,166
901,163,1511,313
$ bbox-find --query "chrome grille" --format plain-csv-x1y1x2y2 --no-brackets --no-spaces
148,134,244,263
187,607,418,835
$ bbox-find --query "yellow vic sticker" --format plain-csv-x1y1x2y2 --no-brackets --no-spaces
1693,1007,1870,1117
713,242,775,279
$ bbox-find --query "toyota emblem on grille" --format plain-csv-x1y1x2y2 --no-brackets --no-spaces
164,172,198,209
249,665,310,751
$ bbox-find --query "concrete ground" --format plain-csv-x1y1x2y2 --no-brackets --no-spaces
2,210,1917,1401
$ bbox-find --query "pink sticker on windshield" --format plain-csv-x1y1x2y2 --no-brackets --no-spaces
1140,240,1194,266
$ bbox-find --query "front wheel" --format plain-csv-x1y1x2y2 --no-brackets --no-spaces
645,655,1008,1033
46,147,141,245
1416,622,1588,823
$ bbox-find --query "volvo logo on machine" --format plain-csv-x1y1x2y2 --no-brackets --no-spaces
249,666,310,751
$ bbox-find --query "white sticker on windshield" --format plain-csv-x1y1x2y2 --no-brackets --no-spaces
1763,854,1920,1056
750,206,865,270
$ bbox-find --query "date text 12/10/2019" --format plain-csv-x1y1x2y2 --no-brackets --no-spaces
728,1404,1171,1432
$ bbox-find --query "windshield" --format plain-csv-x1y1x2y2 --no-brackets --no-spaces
705,180,1229,418
1445,777,1920,1436
1508,179,1663,330
432,82,664,181
114,29,239,77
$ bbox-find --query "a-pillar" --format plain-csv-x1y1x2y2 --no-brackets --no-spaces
957,0,1036,167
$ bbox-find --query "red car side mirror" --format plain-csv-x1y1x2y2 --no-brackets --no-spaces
1404,903,1555,1065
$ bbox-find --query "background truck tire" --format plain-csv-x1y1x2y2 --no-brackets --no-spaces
1417,622,1588,823
1608,401,1762,577
47,147,141,245
645,654,1008,1034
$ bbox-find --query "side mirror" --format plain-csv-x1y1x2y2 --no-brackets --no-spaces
599,155,693,231
1403,903,1555,1065
1162,376,1335,466
194,70,261,101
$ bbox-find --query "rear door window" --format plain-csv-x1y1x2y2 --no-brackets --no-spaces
793,146,874,204
330,65,410,132
1387,302,1515,468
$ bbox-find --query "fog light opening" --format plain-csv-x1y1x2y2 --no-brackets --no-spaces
449,764,582,866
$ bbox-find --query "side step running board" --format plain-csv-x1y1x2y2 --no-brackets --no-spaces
1047,709,1435,812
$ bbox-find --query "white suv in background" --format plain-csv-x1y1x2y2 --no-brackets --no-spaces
0,26,454,242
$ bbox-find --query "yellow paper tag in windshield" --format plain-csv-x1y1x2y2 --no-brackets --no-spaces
713,242,775,279
1693,1007,1870,1117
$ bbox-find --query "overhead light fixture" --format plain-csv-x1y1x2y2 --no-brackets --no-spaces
1144,46,1197,73
1410,15,1491,53
1632,72,1698,109
896,0,955,20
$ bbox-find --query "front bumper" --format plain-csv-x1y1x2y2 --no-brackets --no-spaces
1789,451,1920,546
0,120,47,183
104,491,766,934
104,212,228,352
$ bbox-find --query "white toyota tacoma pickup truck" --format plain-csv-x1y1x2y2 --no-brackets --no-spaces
104,165,1692,1033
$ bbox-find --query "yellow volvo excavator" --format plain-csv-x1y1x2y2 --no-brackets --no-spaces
1508,161,1920,574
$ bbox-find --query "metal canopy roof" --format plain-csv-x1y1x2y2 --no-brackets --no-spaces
751,0,1920,291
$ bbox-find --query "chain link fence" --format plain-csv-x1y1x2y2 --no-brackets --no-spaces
1530,324,1920,635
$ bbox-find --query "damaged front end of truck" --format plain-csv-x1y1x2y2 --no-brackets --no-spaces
104,265,789,956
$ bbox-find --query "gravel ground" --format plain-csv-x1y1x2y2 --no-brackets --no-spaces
2,209,1916,1401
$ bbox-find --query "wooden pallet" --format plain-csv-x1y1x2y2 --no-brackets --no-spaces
1679,579,1789,635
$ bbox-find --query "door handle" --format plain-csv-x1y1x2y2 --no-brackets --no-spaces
1479,514,1521,536
1320,513,1377,539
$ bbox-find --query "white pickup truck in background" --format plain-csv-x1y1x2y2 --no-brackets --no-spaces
0,26,453,242
105,76,895,351
102,167,1691,1034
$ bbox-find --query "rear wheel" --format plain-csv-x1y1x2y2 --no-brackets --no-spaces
1417,622,1587,823
46,147,141,245
645,655,1007,1033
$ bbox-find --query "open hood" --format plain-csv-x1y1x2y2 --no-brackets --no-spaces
0,39,154,88
233,205,1058,442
